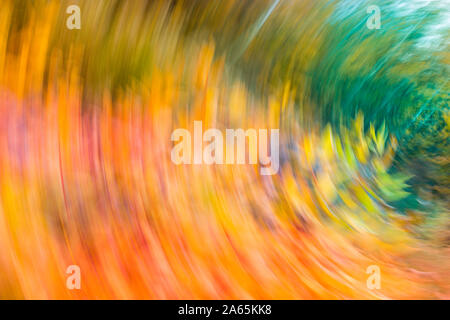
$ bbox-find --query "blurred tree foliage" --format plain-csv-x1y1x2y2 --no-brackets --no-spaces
8,0,449,204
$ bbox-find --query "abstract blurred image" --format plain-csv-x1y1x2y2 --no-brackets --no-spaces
0,0,448,299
